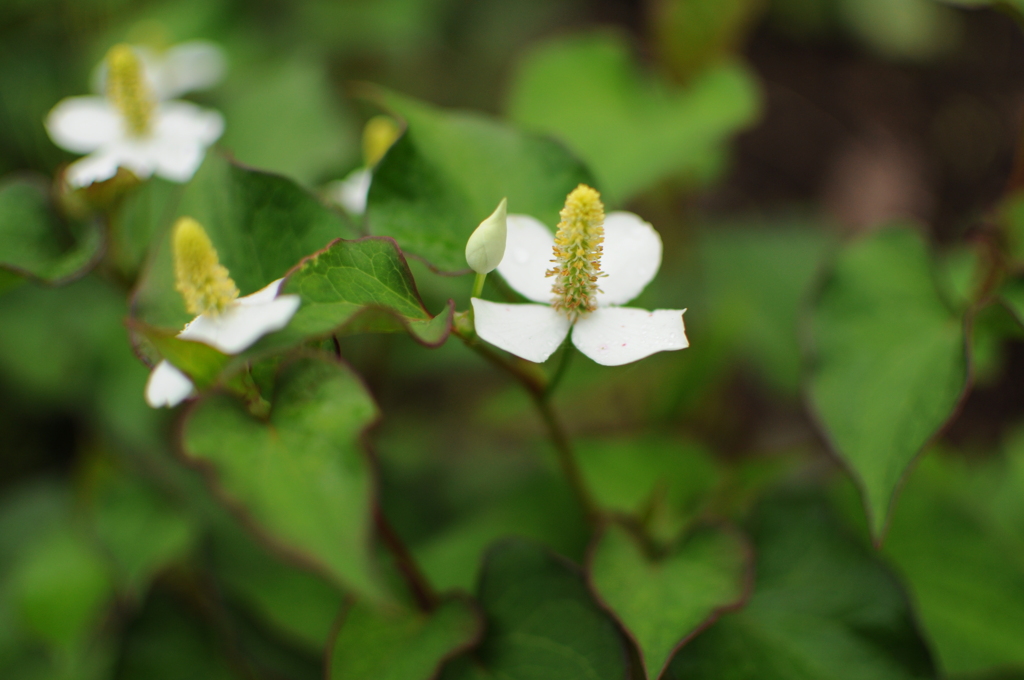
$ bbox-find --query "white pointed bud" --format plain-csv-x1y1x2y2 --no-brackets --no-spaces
465,197,508,274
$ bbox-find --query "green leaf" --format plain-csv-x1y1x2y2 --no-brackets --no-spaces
251,236,454,356
667,495,938,680
883,442,1024,675
110,177,184,277
117,591,240,680
133,152,357,331
838,0,958,62
589,524,749,679
507,32,760,203
577,437,719,542
180,354,383,601
413,476,589,592
0,177,102,286
651,0,763,79
807,227,968,539
329,597,482,680
1000,277,1024,329
10,527,111,652
219,56,357,185
366,88,595,273
89,466,197,596
210,519,343,651
701,222,832,395
441,539,630,680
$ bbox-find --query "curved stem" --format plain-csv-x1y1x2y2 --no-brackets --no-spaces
454,327,598,523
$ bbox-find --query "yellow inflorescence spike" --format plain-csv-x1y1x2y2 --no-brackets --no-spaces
173,217,238,317
105,44,155,137
547,184,605,319
362,115,401,167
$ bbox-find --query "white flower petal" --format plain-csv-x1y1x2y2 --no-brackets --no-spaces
180,294,301,354
153,41,227,99
495,214,556,304
150,140,207,182
46,97,121,153
154,101,224,145
472,298,571,363
571,307,687,366
64,148,136,187
145,360,195,408
597,211,663,306
237,278,286,306
328,168,372,215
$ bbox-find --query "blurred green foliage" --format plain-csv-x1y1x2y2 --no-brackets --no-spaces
1,0,1024,678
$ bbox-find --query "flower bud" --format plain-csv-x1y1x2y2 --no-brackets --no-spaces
465,198,507,275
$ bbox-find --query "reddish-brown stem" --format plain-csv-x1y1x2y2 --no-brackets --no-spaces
374,507,438,611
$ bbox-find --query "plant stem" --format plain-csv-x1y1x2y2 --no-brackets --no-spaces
453,326,598,523
471,272,487,299
374,508,438,611
544,341,574,399
529,391,598,522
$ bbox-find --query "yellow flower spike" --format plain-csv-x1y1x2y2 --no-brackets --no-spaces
105,44,156,137
546,184,606,319
362,115,401,167
172,216,239,316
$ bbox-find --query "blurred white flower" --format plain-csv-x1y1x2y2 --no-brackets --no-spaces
323,115,401,216
472,185,687,366
46,43,224,188
325,168,372,215
92,40,227,101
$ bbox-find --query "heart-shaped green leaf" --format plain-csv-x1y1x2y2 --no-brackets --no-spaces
883,440,1024,675
0,177,103,287
330,597,482,680
180,354,383,601
807,226,969,540
507,32,760,204
667,495,938,680
133,152,357,331
440,539,630,680
589,524,749,679
366,88,595,273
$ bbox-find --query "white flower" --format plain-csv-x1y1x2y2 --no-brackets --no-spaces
145,278,301,408
323,115,402,216
46,43,224,188
145,216,300,408
471,186,687,367
92,40,227,101
325,168,372,215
